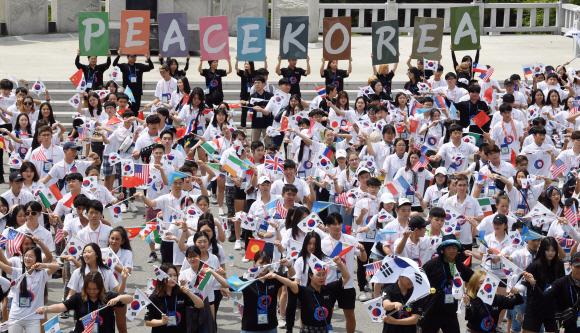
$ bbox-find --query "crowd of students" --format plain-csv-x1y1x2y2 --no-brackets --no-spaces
0,43,580,333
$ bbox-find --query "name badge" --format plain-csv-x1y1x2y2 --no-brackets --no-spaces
328,325,334,333
366,230,376,240
167,311,177,326
257,308,269,324
162,93,170,103
129,74,137,83
406,191,415,203
500,144,510,155
576,313,580,328
488,185,496,196
86,79,93,89
43,161,53,174
491,261,501,270
258,223,268,234
470,118,475,126
247,86,251,93
256,111,263,118
205,86,210,95
400,132,407,139
19,293,31,308
444,292,454,304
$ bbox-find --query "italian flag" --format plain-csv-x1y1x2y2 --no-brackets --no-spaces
478,198,493,216
224,154,243,177
38,184,63,208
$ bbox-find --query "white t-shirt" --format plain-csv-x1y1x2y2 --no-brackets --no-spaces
48,160,93,194
476,161,517,205
154,78,178,103
17,223,55,252
506,184,544,215
392,167,434,207
9,268,50,320
271,177,311,203
433,86,467,103
154,191,188,227
478,233,512,279
556,148,580,174
68,266,119,293
382,153,408,184
1,190,35,208
393,236,434,267
111,248,134,292
321,233,360,289
76,222,113,248
477,213,518,236
353,197,379,240
24,144,65,178
520,142,555,177
490,120,525,161
420,121,446,150
440,195,483,244
437,141,479,173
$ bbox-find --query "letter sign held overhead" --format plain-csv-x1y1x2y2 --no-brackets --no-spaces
412,17,444,60
199,16,230,61
450,6,480,51
78,12,109,56
323,17,351,60
120,10,150,55
158,13,189,57
237,17,266,62
371,20,399,65
279,16,309,60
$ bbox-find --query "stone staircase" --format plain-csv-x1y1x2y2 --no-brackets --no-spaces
42,80,407,128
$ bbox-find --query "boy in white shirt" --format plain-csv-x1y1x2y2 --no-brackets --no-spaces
394,216,434,267
144,63,178,110
76,200,113,248
489,104,525,161
1,171,35,208
24,125,65,179
519,126,556,177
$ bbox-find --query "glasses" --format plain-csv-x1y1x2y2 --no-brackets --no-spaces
23,102,33,106
40,134,52,138
25,211,39,216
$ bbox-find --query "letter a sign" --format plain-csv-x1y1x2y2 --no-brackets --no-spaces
450,7,480,51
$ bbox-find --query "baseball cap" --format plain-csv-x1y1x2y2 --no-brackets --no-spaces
63,142,82,150
434,167,447,176
159,64,170,72
493,214,508,225
9,171,24,182
357,167,370,176
572,252,580,267
409,216,430,230
397,198,412,207
257,176,271,185
336,149,347,159
381,193,395,204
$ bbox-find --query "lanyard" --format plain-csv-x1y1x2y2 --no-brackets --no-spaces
164,295,177,313
88,224,102,245
501,120,517,144
409,238,421,261
482,302,497,333
88,300,100,318
129,65,136,76
311,292,329,326
518,189,530,213
333,71,337,82
162,80,171,95
257,282,269,309
27,270,37,293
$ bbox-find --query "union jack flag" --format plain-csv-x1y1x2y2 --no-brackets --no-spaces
81,311,98,333
134,164,150,184
265,154,284,172
6,229,25,255
564,204,578,226
275,200,288,219
33,148,48,162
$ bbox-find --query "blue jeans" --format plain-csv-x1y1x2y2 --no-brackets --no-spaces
340,205,353,227
241,329,278,333
511,296,544,333
328,195,340,215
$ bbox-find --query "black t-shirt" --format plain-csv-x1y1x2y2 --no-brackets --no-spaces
63,291,125,333
280,67,307,96
465,294,523,333
250,90,273,129
318,97,337,113
201,69,228,96
241,273,286,331
382,283,425,333
522,260,565,318
376,72,395,100
144,291,195,333
237,69,254,99
322,69,349,92
454,100,491,134
112,56,155,93
404,81,419,97
296,279,343,327
421,69,434,81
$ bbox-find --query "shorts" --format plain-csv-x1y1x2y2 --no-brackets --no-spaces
271,133,284,146
337,287,356,310
234,187,246,200
522,314,557,333
102,155,114,177
370,252,385,261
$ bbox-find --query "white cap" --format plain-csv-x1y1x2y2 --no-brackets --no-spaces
257,176,271,185
398,198,412,206
434,167,447,176
381,193,395,204
357,167,370,176
336,149,347,159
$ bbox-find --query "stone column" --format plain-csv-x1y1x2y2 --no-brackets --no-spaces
308,0,319,42
53,0,100,33
174,0,211,25
271,0,308,40
221,0,268,36
2,0,48,35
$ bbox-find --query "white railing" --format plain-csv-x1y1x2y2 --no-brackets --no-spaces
317,0,571,35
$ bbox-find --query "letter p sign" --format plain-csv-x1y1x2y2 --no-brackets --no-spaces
78,12,109,56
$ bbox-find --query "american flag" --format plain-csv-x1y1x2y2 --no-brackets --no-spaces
6,229,25,255
412,154,429,172
275,200,288,219
265,154,284,172
55,223,65,244
81,311,98,333
238,302,244,318
564,204,578,226
0,236,8,247
571,101,579,115
33,148,48,162
334,191,354,207
550,159,567,179
77,126,86,141
134,164,150,184
480,67,494,81
365,262,381,276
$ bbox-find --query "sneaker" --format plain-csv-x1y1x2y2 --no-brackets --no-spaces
219,207,225,216
121,205,127,213
278,316,286,328
242,258,250,263
129,202,138,212
364,284,372,292
147,252,157,263
358,291,368,302
211,195,218,204
60,311,69,319
234,240,243,250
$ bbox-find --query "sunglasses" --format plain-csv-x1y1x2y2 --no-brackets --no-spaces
23,102,33,106
25,211,39,216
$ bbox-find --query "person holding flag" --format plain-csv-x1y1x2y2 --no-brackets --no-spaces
473,144,517,210
37,271,132,333
453,85,491,137
0,245,59,333
429,124,479,174
321,212,366,333
462,271,523,333
392,149,433,214
394,216,435,267
419,234,474,333
515,237,565,333
488,103,525,162
113,49,154,113
381,273,426,333
23,125,65,179
144,262,205,333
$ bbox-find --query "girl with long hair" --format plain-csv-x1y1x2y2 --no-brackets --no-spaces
404,67,422,97
371,58,398,100
528,89,546,124
108,227,133,289
320,57,352,93
202,108,230,141
541,89,563,137
0,95,38,128
159,55,190,79
166,76,191,114
176,87,210,159
393,149,434,212
543,186,564,233
500,169,550,218
19,162,41,195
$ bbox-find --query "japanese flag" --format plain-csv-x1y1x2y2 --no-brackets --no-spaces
364,297,385,323
477,272,501,305
32,78,46,96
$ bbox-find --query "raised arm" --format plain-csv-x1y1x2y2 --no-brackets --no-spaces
198,56,204,74
320,58,326,76
346,57,353,76
226,55,233,75
305,55,311,76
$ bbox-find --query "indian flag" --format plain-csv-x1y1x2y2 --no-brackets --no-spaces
38,184,63,208
201,141,218,155
478,198,493,216
224,154,243,177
